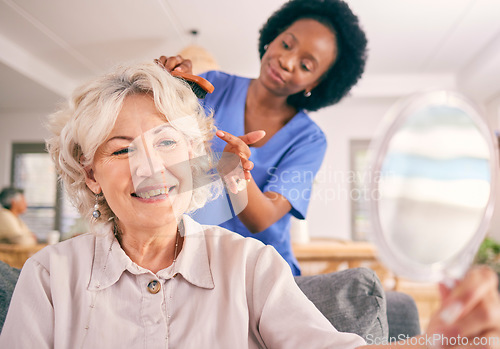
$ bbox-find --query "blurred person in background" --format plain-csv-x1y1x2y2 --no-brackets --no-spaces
0,187,37,245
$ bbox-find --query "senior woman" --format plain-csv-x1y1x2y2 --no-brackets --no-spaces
1,62,499,349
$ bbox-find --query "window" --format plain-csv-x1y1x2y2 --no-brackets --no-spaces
11,143,84,242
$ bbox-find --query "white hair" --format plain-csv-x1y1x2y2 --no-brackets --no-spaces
46,62,219,227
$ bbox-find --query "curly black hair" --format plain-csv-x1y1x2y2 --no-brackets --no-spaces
258,0,368,112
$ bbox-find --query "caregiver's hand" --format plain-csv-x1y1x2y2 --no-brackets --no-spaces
156,55,193,74
426,266,500,348
216,129,266,194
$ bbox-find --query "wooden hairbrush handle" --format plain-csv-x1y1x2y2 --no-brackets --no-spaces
170,70,214,94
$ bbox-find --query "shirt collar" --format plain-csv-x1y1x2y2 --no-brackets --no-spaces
165,215,214,289
87,223,135,291
88,215,214,291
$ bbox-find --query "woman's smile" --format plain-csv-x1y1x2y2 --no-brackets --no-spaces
131,184,176,201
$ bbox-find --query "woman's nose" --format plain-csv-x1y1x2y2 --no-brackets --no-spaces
134,148,165,178
279,52,295,72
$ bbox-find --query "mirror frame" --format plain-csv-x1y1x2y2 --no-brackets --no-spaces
368,90,498,283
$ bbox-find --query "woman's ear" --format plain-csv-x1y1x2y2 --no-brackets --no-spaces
84,166,101,194
306,80,322,95
81,154,101,194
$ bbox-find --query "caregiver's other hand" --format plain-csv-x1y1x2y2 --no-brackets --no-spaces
156,55,193,74
426,266,500,348
216,129,266,193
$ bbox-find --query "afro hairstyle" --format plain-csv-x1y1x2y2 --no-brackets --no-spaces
258,0,368,111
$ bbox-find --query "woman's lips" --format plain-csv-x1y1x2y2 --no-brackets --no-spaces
267,64,285,84
132,185,175,200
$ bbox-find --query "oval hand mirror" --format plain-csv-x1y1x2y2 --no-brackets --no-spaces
368,90,498,283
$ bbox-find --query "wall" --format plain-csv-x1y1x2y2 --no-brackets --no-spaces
305,97,397,240
0,112,50,187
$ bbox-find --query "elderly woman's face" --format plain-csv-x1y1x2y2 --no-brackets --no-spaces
87,93,193,231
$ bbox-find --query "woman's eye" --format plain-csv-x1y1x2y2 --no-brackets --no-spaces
282,41,290,49
112,147,133,156
301,62,311,72
157,139,176,149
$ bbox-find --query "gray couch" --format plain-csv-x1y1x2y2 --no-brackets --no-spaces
295,268,421,341
0,261,420,341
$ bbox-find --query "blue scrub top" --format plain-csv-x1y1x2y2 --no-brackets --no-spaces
193,71,327,275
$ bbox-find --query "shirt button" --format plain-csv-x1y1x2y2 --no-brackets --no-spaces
147,280,161,294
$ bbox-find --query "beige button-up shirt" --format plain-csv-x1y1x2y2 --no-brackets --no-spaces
0,215,365,348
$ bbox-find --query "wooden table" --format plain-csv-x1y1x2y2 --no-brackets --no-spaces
292,238,397,289
293,239,377,268
0,243,47,269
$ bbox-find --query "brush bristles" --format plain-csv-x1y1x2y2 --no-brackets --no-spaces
186,80,209,99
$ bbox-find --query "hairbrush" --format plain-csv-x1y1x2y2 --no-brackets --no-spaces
170,70,214,99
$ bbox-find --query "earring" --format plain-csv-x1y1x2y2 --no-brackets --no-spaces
92,193,101,219
264,44,269,51
304,91,312,97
